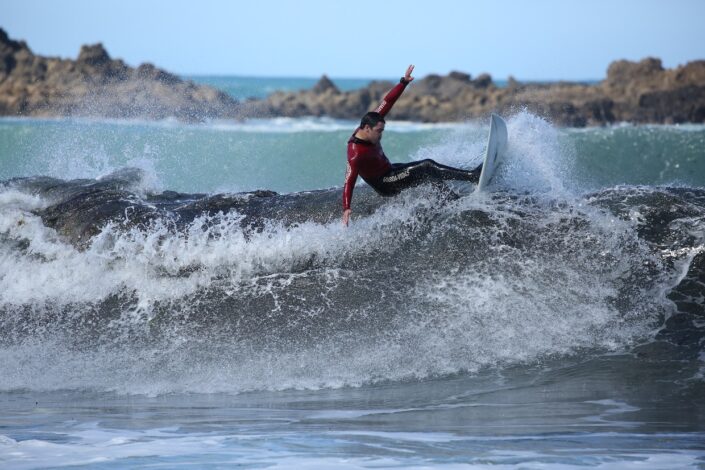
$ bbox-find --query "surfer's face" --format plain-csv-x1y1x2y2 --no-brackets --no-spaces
367,122,385,145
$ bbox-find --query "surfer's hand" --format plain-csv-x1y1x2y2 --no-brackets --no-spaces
403,65,415,84
343,209,351,227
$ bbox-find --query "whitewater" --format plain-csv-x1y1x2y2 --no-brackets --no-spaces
0,109,704,469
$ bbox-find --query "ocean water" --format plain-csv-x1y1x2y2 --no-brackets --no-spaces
186,75,381,100
1,106,704,469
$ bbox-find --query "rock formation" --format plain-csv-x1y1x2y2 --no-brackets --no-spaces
1,28,704,126
0,28,239,121
250,59,705,126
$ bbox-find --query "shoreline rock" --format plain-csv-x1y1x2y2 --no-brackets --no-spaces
1,28,703,126
0,28,240,122
248,59,705,126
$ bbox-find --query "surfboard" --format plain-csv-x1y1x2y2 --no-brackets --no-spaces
475,113,508,192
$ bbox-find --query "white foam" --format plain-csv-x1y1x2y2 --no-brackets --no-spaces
501,111,576,195
0,184,445,309
0,115,471,133
0,189,48,212
0,184,672,395
209,117,471,133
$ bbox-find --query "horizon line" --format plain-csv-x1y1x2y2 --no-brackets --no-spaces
181,73,602,83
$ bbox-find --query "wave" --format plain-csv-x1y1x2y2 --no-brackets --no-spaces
1,110,703,395
1,166,703,394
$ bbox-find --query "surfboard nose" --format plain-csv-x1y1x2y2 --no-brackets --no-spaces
476,114,509,192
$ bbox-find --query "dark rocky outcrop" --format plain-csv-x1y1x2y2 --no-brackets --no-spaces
0,28,240,121
311,74,339,94
1,28,704,126
2,168,385,249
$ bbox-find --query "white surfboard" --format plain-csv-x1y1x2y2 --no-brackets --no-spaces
475,114,508,192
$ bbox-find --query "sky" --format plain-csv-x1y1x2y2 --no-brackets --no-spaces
3,0,705,80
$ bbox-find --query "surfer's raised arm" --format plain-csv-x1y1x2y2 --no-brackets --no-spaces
375,64,415,117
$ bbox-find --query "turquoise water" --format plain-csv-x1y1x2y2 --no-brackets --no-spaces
1,115,703,194
567,125,705,189
187,75,383,100
0,117,481,193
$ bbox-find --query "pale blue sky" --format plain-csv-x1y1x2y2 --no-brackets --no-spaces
4,0,704,80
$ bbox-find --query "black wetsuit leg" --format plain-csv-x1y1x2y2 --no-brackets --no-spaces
370,159,482,196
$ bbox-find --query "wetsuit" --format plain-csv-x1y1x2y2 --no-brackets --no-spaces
342,80,481,211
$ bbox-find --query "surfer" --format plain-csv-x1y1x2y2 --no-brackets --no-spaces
343,65,482,226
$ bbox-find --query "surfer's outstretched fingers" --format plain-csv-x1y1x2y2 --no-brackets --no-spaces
405,65,415,82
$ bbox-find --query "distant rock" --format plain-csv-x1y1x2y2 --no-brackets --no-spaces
448,71,471,82
77,43,111,66
311,74,339,94
0,28,240,121
473,73,492,88
604,57,665,94
247,59,705,126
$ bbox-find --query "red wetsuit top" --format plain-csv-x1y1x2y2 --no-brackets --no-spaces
342,80,409,210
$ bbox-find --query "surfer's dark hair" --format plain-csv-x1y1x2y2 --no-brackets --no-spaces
360,112,385,129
